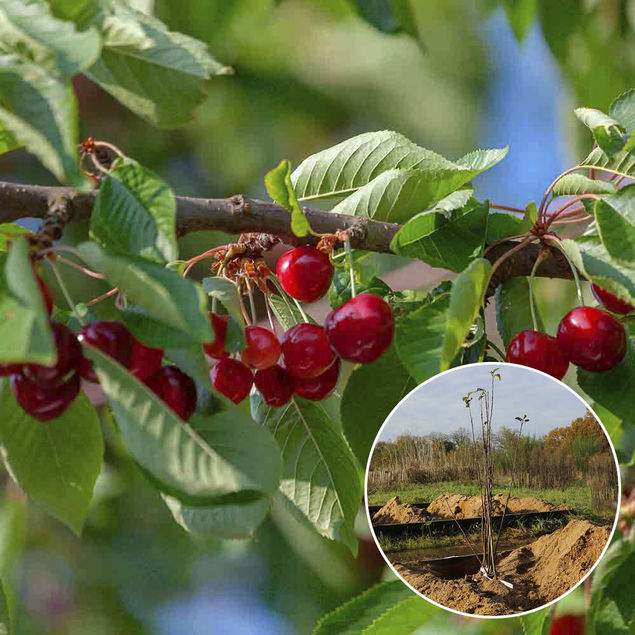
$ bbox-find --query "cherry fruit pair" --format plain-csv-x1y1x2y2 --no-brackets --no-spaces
507,304,627,378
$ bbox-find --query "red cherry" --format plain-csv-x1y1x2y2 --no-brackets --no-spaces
294,357,340,401
203,313,230,359
241,326,281,370
144,365,197,421
25,321,83,387
0,364,23,376
254,364,294,407
281,323,337,378
556,306,627,372
549,614,585,635
506,330,569,380
210,358,253,404
130,338,163,380
276,246,334,303
36,275,54,316
324,293,393,363
11,371,80,421
591,283,634,315
77,321,134,382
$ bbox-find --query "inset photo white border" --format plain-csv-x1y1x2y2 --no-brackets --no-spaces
364,362,621,620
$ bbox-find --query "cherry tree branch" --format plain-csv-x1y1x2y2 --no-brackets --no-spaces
0,180,573,289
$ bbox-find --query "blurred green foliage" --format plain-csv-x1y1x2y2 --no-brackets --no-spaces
0,1,633,633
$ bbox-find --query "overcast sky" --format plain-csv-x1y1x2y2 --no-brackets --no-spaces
378,363,591,442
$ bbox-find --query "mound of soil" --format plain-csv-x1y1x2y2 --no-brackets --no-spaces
393,519,610,616
372,496,429,525
426,494,569,519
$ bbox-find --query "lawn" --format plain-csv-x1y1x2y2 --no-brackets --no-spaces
367,479,615,522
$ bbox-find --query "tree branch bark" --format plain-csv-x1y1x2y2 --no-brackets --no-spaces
0,180,573,288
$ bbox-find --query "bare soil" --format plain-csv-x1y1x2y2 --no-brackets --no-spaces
372,496,429,525
426,494,570,519
392,519,610,615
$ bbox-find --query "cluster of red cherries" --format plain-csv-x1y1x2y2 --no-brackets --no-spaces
0,273,195,421
0,245,395,422
209,245,394,407
506,284,631,379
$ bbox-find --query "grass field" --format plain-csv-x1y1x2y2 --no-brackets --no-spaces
367,479,616,522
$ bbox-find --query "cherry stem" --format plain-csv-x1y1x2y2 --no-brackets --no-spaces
55,256,106,280
483,233,532,256
182,246,227,278
344,236,356,298
528,250,546,332
545,237,585,306
264,295,277,334
292,297,310,324
237,290,252,326
490,236,536,277
546,194,600,226
538,165,582,221
86,287,118,306
49,261,86,326
244,277,257,325
489,204,526,215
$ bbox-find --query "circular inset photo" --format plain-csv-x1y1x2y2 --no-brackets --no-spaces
365,362,620,618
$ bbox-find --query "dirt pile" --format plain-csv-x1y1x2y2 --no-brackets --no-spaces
392,519,610,616
426,494,569,519
372,496,429,525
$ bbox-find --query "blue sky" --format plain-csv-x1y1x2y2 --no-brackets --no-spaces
378,363,590,442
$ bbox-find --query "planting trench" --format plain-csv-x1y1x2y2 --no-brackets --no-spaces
391,519,610,615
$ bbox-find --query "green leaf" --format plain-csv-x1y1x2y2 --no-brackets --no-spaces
395,293,450,383
363,595,439,634
610,89,635,135
594,185,635,266
0,55,83,185
0,224,32,253
341,346,415,466
121,307,198,349
202,276,246,352
251,394,362,553
265,159,312,238
330,148,506,224
0,238,54,365
84,5,232,128
441,258,492,371
0,0,101,77
268,292,312,330
495,277,544,347
519,606,552,635
291,130,506,203
578,340,634,422
328,272,391,310
90,157,178,263
537,0,582,62
162,494,270,540
503,0,537,43
0,580,8,635
79,243,212,344
0,123,19,156
562,238,634,307
588,536,635,635
390,198,488,272
314,580,412,635
86,346,281,502
48,0,101,31
581,145,635,182
575,107,627,156
0,387,102,535
552,174,618,197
